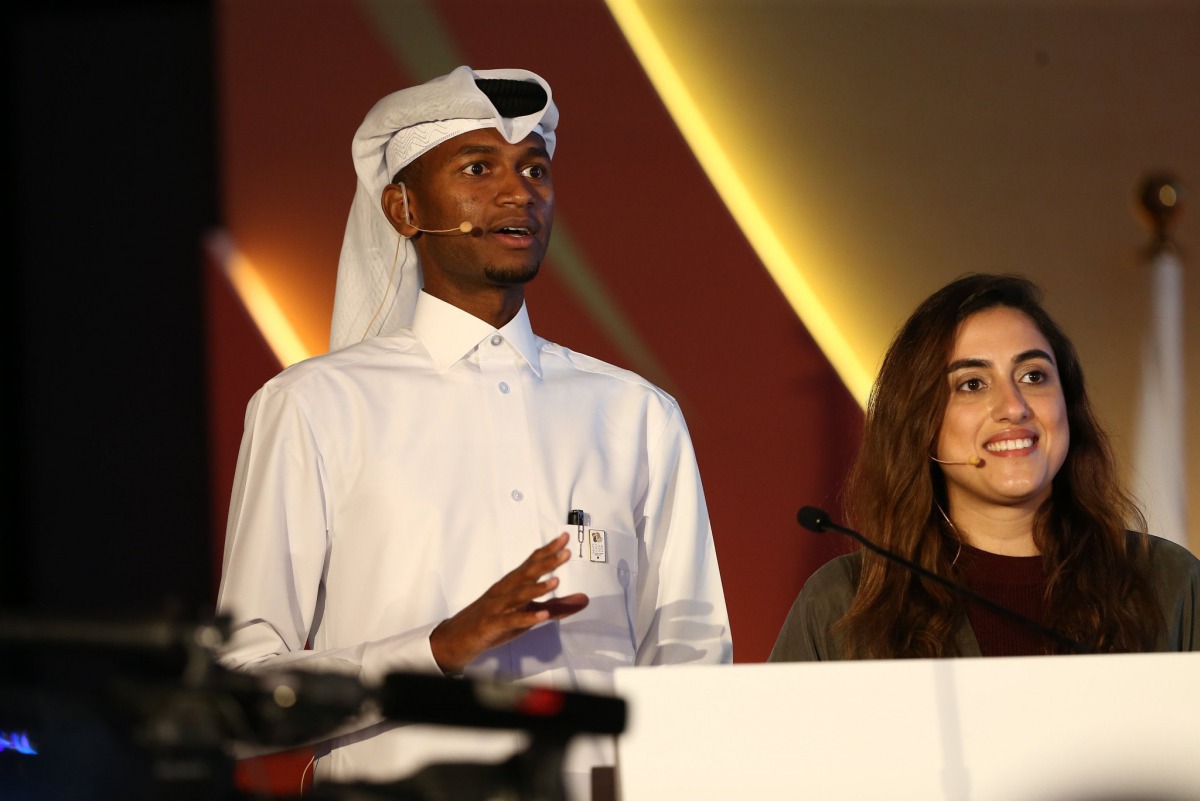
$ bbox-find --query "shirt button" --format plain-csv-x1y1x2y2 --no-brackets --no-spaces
490,335,503,346
511,489,524,502
499,381,510,394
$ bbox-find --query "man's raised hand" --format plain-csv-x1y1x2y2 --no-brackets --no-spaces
429,532,589,674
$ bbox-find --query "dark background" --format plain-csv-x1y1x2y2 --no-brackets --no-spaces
5,2,217,619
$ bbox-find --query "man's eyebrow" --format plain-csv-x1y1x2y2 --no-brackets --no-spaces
452,144,551,159
946,349,1055,373
454,144,500,157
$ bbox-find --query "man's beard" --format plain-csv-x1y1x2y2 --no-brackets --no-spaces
483,262,540,286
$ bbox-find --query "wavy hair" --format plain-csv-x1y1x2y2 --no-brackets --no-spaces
837,273,1160,657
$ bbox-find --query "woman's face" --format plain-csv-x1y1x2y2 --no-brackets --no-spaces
935,306,1069,516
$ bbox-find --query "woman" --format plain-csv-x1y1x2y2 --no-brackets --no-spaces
770,273,1199,660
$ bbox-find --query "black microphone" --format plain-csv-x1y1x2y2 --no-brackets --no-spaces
797,506,1088,654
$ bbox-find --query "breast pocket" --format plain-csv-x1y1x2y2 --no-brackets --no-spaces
555,528,640,671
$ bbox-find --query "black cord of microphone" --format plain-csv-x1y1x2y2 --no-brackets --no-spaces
797,506,1088,655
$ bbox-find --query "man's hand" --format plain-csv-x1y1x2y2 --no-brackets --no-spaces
430,532,589,674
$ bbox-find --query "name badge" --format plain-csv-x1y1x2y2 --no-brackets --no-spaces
588,529,607,563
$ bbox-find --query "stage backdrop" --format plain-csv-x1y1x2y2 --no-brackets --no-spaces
213,0,1199,794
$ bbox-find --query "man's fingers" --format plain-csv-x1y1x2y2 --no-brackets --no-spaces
491,575,561,609
526,534,571,574
537,531,571,553
494,534,571,590
528,592,589,620
434,534,582,673
493,592,588,637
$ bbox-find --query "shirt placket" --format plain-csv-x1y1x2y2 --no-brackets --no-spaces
477,334,541,572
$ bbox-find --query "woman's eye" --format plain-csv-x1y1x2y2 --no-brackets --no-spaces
1021,369,1046,385
957,377,985,392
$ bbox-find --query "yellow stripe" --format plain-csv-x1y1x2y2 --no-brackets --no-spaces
603,0,872,407
208,232,309,368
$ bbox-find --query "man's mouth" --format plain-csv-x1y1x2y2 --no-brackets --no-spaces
495,226,532,237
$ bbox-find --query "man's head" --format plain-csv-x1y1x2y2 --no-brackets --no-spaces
330,66,558,350
384,127,554,299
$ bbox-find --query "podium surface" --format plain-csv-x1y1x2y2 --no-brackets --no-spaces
614,652,1200,801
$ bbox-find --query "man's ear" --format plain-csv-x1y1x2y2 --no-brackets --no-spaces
381,182,419,238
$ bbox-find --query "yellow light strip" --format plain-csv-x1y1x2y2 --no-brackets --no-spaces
206,231,311,368
603,0,872,407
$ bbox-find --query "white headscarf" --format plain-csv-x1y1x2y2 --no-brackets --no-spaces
329,66,558,352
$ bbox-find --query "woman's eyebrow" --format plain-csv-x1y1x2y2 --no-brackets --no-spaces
947,348,1055,373
947,357,989,373
1013,348,1055,365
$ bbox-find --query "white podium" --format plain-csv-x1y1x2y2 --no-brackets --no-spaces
613,652,1200,801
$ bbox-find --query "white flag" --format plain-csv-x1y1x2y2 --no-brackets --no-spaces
1132,246,1188,547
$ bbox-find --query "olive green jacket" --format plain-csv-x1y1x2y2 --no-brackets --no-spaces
768,534,1200,662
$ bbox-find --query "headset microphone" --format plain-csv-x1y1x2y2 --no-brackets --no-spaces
931,455,984,467
405,221,481,237
396,182,482,237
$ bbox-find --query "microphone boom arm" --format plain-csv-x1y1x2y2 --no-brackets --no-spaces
797,506,1087,654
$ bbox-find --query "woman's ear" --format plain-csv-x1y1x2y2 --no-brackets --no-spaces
381,182,419,238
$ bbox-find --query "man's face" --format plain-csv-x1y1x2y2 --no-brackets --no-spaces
407,128,554,292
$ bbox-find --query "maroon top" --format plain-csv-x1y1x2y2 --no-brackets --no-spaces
957,543,1049,656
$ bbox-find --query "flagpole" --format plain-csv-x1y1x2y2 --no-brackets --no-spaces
1132,174,1188,548
1138,174,1183,252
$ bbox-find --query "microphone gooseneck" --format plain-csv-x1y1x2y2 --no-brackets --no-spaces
795,506,1088,654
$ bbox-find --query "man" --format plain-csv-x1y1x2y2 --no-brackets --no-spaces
215,66,731,799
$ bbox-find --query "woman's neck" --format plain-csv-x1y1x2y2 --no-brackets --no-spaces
947,504,1040,556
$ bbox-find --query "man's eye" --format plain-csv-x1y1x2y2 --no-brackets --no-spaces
522,164,547,179
463,163,487,176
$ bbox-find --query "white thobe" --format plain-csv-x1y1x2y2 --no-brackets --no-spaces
216,291,731,798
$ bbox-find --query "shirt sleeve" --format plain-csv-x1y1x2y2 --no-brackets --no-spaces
632,404,733,666
768,555,858,662
1179,568,1200,652
1149,535,1200,652
215,384,444,684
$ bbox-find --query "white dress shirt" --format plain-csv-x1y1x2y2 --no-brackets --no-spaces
216,291,731,796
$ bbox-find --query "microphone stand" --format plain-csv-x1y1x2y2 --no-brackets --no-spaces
797,506,1088,654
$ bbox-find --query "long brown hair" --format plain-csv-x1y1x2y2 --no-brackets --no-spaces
837,273,1160,657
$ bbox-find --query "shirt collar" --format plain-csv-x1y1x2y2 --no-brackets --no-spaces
411,291,542,376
